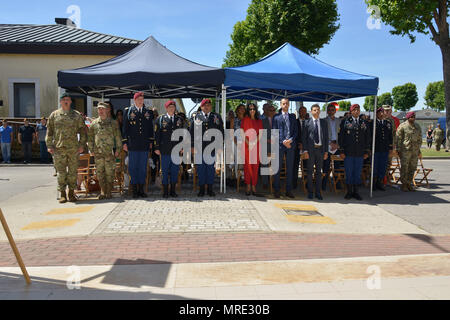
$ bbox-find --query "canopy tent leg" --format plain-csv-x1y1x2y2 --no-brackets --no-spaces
221,84,227,194
369,92,378,198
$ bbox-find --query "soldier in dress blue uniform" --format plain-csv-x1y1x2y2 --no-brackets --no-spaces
338,104,370,200
190,98,224,197
370,107,393,192
154,100,184,198
122,92,154,198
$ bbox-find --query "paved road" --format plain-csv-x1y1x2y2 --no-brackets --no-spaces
0,166,55,202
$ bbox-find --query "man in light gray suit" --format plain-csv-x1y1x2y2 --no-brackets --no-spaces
302,104,329,200
322,103,342,190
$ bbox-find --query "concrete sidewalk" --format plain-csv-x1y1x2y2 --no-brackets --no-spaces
1,254,449,300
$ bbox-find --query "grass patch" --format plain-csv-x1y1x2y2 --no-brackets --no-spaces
420,147,450,157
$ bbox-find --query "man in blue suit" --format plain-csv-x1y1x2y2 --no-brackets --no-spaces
302,104,329,200
272,98,298,198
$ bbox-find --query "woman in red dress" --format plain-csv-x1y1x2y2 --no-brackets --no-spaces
241,103,263,196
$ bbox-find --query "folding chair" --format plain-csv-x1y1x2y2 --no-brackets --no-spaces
388,156,401,185
413,158,433,187
299,153,308,193
330,155,346,193
76,153,99,197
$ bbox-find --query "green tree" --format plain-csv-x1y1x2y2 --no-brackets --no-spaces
223,0,340,67
364,96,376,111
366,0,450,140
392,83,419,111
424,80,445,111
338,100,352,111
378,92,393,106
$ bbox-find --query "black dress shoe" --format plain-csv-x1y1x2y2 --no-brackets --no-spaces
252,191,264,197
245,191,251,196
285,192,295,199
274,191,280,198
308,193,314,199
315,194,323,200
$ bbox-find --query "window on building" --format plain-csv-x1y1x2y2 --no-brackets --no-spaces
14,83,35,117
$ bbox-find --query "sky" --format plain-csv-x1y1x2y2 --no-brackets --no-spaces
2,0,444,113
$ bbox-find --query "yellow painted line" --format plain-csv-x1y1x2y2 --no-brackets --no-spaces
285,215,336,224
274,203,318,212
21,219,81,230
44,206,95,215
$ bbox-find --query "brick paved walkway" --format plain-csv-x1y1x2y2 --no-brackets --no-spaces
1,233,449,267
93,196,268,234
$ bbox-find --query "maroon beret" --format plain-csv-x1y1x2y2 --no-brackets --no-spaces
133,92,144,100
164,100,176,108
350,104,360,112
406,111,415,119
200,98,212,107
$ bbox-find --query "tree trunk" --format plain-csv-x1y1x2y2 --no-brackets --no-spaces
441,45,450,145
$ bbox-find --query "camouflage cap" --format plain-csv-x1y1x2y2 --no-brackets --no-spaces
60,92,71,100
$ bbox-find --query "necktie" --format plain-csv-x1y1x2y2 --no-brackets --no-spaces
284,113,290,137
314,119,319,144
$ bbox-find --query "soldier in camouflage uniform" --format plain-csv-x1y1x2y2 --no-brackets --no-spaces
46,93,87,203
88,102,122,199
396,111,422,192
433,124,444,151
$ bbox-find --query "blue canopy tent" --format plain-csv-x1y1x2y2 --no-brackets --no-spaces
223,42,378,101
220,42,380,196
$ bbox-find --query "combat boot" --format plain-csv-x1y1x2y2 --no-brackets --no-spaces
170,183,178,198
207,184,215,197
197,185,205,197
138,184,147,198
163,185,169,198
98,181,106,200
105,183,113,199
376,179,386,191
131,184,139,198
352,185,363,201
59,190,67,204
344,184,353,200
407,183,415,192
68,189,77,202
400,183,409,192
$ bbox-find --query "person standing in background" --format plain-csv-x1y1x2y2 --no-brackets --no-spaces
426,125,433,149
36,117,49,163
0,120,13,163
18,118,36,164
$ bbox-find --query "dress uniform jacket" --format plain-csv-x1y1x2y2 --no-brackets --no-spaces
189,111,224,151
338,116,370,157
370,119,393,153
122,105,154,150
155,114,184,155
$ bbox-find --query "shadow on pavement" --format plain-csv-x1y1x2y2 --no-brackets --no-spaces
0,259,193,300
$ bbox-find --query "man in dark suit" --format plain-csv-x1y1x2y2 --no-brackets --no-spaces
260,103,275,189
293,106,308,189
302,104,329,200
272,98,298,198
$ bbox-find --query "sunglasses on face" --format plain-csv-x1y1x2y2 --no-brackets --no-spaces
249,108,256,111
